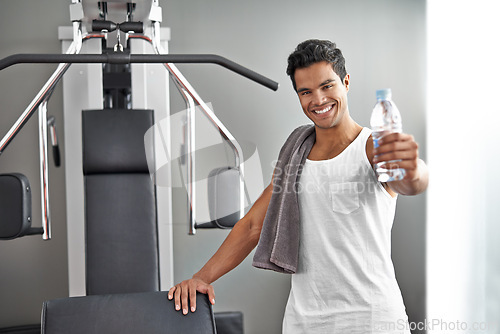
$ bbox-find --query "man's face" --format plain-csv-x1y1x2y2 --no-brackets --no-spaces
294,61,350,130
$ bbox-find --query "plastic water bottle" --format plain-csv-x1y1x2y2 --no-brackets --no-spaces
370,88,406,182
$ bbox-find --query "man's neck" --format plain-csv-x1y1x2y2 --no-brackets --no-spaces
315,115,362,147
308,116,363,161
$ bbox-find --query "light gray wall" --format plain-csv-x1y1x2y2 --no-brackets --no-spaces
0,0,426,333
0,0,70,328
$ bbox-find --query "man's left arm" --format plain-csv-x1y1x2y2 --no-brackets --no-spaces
373,132,429,196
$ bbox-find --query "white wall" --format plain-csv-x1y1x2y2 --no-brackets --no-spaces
427,1,500,333
0,1,426,332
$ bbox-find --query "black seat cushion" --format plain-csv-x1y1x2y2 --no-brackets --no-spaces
0,325,40,334
41,291,216,334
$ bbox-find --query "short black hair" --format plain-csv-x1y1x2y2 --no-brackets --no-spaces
286,39,347,91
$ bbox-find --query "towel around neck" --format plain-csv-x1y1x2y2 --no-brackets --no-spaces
252,124,316,274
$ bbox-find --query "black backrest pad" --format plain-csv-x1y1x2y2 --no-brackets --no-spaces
82,109,158,295
83,109,152,174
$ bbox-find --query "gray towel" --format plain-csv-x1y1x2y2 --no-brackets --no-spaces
252,124,316,274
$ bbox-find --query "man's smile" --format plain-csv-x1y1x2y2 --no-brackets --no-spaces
311,103,335,115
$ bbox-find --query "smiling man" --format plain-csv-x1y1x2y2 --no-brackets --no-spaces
169,39,428,333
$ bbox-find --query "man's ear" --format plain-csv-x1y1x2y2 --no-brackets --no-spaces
343,74,350,92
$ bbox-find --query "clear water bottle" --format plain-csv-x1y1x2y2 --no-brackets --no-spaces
370,88,406,182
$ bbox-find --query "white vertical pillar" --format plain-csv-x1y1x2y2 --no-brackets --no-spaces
130,27,174,290
59,26,103,297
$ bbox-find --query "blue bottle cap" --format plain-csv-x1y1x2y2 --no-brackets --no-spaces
376,88,392,100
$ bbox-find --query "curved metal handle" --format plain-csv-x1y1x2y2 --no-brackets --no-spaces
38,101,51,240
0,53,279,91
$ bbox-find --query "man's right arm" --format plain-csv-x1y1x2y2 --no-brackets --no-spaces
168,180,274,315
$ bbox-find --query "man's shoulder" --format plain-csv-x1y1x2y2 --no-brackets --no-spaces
288,124,315,139
276,124,316,158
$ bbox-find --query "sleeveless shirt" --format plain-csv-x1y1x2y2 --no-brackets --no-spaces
282,127,410,334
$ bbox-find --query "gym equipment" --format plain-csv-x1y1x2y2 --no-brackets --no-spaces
0,1,276,333
0,0,278,241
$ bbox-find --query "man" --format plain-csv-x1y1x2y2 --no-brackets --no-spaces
168,39,428,333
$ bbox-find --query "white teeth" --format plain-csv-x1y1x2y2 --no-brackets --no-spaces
314,105,332,114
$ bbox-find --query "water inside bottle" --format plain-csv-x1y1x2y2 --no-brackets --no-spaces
375,162,406,182
372,129,406,182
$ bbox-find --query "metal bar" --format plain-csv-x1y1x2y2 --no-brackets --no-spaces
128,33,199,234
38,101,51,240
149,23,246,234
0,43,76,155
0,54,279,91
165,61,246,220
184,90,196,235
1,21,88,241
135,27,200,235
0,27,102,155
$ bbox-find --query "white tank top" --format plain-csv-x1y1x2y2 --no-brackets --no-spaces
282,127,410,334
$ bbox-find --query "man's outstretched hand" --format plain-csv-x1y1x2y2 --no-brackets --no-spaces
372,132,428,196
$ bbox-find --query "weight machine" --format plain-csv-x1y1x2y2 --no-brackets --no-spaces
0,1,278,333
